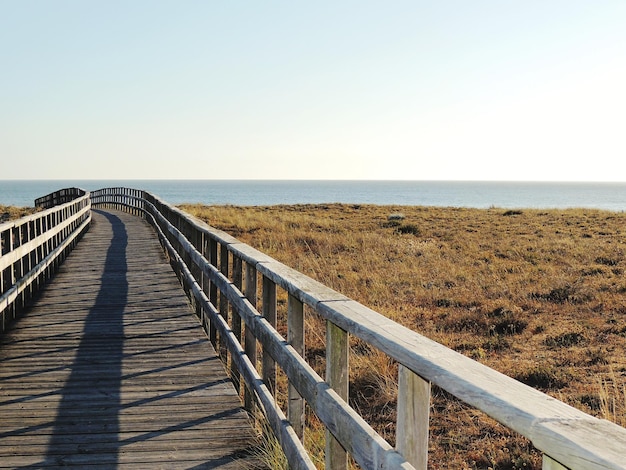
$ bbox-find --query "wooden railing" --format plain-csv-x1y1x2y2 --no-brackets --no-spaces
91,187,626,470
1,189,91,332
34,187,87,209
44,188,626,469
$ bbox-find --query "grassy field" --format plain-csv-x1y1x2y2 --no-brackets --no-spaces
180,203,626,470
5,202,623,468
0,204,37,222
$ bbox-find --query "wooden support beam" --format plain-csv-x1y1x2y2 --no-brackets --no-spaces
326,321,349,470
396,365,430,469
262,275,277,397
288,293,305,440
244,262,258,413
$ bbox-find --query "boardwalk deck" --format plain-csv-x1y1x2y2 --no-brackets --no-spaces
0,210,262,469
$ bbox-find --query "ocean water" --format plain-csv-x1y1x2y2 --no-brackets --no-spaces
1,180,625,211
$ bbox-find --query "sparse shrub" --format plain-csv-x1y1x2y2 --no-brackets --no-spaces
180,203,626,469
579,394,602,412
545,332,586,348
252,413,289,469
586,348,609,365
531,285,593,304
582,267,604,276
492,318,528,336
438,310,488,334
388,213,405,221
482,335,511,352
396,223,421,236
598,373,626,427
544,286,573,304
382,220,401,228
487,308,528,336
503,210,523,216
515,364,568,390
436,298,455,308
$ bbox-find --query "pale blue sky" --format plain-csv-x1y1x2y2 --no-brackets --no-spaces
1,1,625,181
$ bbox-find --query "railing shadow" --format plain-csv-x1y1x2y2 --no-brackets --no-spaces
41,210,128,467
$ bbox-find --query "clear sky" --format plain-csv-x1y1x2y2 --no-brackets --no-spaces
1,1,625,181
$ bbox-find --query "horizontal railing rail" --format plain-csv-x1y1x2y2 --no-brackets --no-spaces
34,187,87,209
1,189,91,332
91,187,626,470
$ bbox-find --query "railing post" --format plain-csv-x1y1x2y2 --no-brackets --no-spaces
9,227,16,309
244,262,257,413
262,275,277,397
219,244,229,362
191,228,203,321
201,235,211,335
396,365,430,469
326,321,349,470
209,239,218,348
288,293,305,439
231,255,243,393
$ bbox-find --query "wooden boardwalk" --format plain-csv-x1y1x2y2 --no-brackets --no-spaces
0,210,262,469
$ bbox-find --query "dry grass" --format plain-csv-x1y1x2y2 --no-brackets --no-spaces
0,204,37,222
184,203,626,469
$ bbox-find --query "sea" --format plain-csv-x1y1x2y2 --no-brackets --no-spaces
1,180,626,211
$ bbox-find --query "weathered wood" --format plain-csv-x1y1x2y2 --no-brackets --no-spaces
288,293,305,439
262,275,277,397
316,299,626,470
396,365,430,470
1,193,91,333
326,321,349,470
0,209,261,469
147,219,316,470
231,255,243,393
244,261,257,413
209,238,218,347
86,188,626,470
174,223,411,469
219,243,229,361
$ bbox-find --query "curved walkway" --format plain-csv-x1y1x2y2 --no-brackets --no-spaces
0,210,262,469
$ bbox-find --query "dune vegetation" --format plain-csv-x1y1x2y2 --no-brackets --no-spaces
0,204,37,222
180,203,626,470
5,202,623,468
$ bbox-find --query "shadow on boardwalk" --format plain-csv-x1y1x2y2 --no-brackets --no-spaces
0,209,262,469
41,211,128,467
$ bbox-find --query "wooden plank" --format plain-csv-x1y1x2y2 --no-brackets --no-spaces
396,365,430,469
244,262,257,413
219,243,229,361
0,209,263,469
288,293,305,439
200,238,412,469
230,255,243,393
140,190,626,470
316,299,626,470
0,204,89,271
326,321,349,470
262,275,277,396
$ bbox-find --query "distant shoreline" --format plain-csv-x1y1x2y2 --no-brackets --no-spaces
1,180,626,211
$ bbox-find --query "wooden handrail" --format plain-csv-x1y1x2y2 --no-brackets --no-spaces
34,187,87,209
1,189,91,332
89,188,626,470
